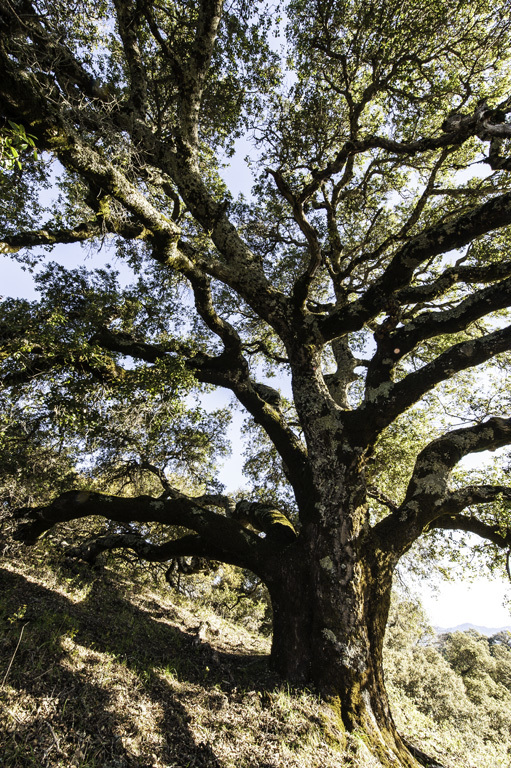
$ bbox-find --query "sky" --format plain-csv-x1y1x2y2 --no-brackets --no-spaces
421,578,510,630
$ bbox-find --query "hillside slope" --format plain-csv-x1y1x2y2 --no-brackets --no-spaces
1,550,510,768
0,553,370,768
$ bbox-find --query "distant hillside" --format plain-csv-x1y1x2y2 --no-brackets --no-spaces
435,623,511,636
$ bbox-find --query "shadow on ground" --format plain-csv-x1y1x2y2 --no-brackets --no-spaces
0,563,275,768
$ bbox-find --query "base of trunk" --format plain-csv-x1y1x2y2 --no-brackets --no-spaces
313,694,431,768
266,550,443,768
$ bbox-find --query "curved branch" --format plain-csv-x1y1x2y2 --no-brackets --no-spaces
89,322,311,513
405,418,511,504
391,275,511,353
296,103,507,205
428,485,511,548
443,483,511,512
1,350,125,388
64,531,250,570
430,512,511,550
395,260,511,305
176,0,224,147
266,168,323,306
0,221,103,253
189,271,242,350
14,489,263,570
65,532,202,563
188,349,313,516
360,323,511,435
112,0,148,116
374,418,511,555
233,500,297,545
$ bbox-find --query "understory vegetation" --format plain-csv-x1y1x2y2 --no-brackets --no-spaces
1,543,510,768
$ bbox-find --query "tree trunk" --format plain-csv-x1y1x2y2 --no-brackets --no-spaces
265,532,420,768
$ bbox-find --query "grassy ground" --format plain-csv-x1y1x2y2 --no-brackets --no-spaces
1,547,509,768
0,551,373,768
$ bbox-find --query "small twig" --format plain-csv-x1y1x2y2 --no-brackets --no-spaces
44,720,64,756
1,622,27,687
506,549,511,582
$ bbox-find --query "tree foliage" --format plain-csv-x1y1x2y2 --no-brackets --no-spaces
385,600,511,767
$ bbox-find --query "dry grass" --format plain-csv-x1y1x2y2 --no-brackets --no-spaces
0,551,371,768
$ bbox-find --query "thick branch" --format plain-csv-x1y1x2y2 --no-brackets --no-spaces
407,419,511,504
55,141,181,249
160,150,290,329
233,500,298,545
188,349,313,517
112,0,148,116
175,0,224,148
0,221,103,253
0,214,160,256
364,278,511,397
395,260,511,305
394,277,511,348
14,489,263,570
430,510,511,550
361,323,511,434
5,318,312,520
64,532,249,570
1,350,125,388
374,418,511,555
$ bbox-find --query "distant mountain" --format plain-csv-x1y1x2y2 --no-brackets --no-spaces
434,623,511,636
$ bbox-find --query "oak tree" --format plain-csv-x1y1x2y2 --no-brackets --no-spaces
2,0,511,764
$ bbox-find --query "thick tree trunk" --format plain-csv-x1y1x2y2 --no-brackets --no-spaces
265,534,420,768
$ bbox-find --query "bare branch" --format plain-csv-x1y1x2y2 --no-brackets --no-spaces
320,191,511,340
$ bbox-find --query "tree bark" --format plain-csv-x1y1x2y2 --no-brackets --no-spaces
264,509,420,767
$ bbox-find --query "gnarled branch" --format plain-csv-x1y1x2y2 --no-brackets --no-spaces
14,488,264,571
